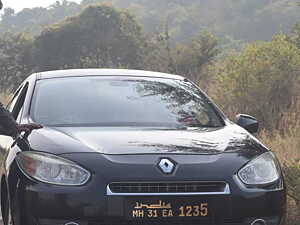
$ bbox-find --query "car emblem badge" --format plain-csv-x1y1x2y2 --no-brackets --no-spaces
158,159,175,174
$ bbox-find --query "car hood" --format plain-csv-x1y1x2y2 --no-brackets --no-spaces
27,124,268,156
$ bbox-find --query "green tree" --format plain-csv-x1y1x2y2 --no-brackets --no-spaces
0,1,82,35
33,4,145,71
142,30,219,84
0,33,34,92
2,0,300,43
211,35,300,130
291,22,300,49
172,32,219,82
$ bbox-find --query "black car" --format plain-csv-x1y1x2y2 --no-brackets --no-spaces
0,69,286,225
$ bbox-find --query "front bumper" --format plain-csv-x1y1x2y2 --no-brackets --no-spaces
16,153,286,225
22,185,285,225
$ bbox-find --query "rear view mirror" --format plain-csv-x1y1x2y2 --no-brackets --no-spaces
236,114,259,133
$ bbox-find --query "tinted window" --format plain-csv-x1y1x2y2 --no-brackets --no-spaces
31,77,223,128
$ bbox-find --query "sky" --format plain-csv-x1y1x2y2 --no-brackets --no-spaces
3,0,81,12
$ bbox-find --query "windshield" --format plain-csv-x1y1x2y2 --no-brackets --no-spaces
31,76,224,128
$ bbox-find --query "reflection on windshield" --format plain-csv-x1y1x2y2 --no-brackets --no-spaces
31,77,224,128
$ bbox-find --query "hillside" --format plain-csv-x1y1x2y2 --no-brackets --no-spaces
1,0,300,42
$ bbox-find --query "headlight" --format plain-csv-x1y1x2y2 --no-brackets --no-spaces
16,152,90,186
238,152,280,185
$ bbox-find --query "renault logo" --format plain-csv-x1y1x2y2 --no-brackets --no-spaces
158,159,175,174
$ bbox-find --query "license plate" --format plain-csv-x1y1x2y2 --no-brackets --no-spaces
126,198,210,219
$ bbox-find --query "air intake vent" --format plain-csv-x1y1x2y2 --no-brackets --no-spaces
107,182,230,196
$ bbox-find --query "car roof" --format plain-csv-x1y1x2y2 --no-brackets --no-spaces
35,69,185,80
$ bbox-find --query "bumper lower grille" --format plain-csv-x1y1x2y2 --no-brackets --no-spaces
39,218,244,225
107,182,230,195
88,218,243,225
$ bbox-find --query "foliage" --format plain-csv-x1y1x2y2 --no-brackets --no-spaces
291,21,300,49
284,162,300,207
1,0,300,43
172,32,219,83
0,1,82,35
142,29,219,85
0,4,220,91
211,35,300,130
0,33,33,92
32,4,145,71
259,123,300,224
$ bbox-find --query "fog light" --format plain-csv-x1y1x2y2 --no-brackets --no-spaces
39,219,87,225
251,219,266,225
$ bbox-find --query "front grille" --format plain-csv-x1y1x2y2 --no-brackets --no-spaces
108,182,229,194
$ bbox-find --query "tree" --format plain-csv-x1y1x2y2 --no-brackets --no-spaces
141,30,219,85
172,32,219,82
1,0,300,43
33,4,145,71
0,33,34,92
211,35,300,130
291,22,300,48
0,1,82,35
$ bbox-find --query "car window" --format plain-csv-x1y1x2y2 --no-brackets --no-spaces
10,83,29,121
7,84,24,113
31,77,224,128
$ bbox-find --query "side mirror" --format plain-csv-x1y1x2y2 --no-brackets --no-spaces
236,114,259,133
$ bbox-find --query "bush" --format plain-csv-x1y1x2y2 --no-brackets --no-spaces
283,162,300,207
210,35,300,130
259,125,300,225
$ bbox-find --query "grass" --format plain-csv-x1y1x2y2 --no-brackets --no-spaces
259,126,300,225
0,93,11,105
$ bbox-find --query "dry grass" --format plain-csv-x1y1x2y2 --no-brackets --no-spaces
0,93,11,105
259,125,300,225
286,200,300,225
260,129,300,164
